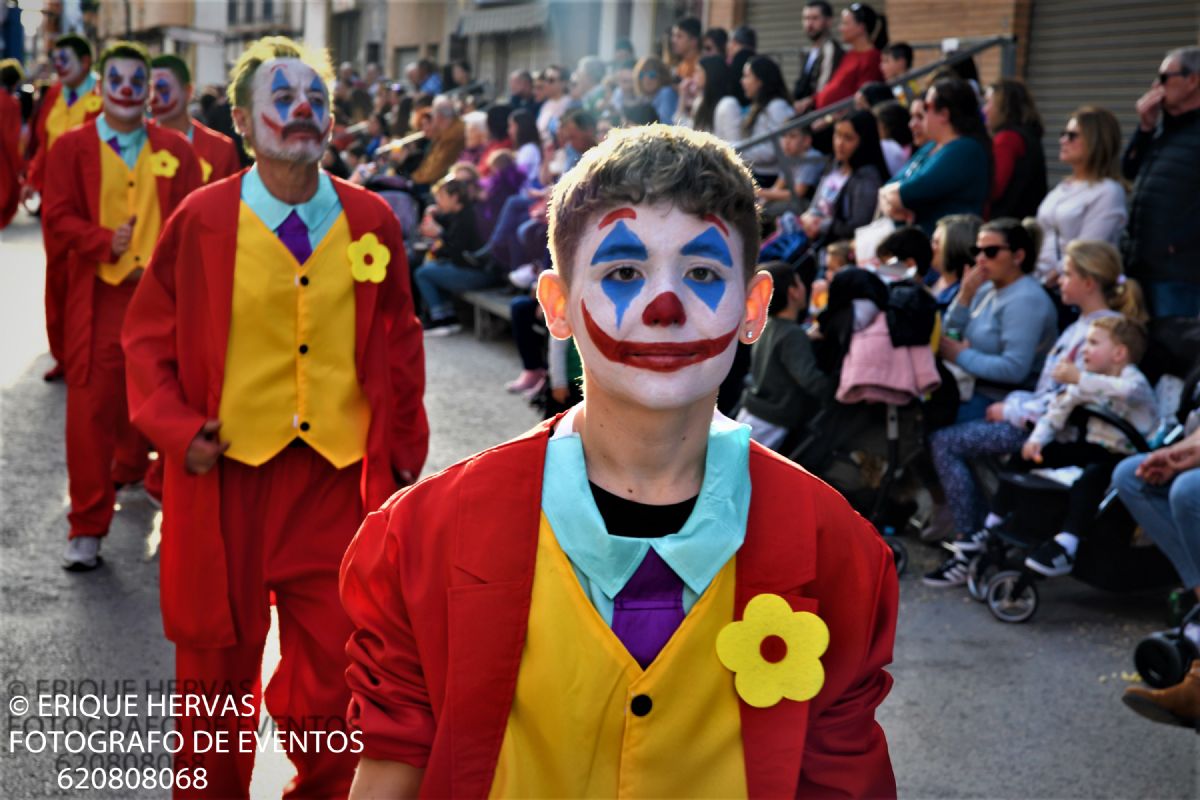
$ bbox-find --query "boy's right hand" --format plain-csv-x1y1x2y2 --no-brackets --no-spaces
1021,439,1043,464
985,402,1006,423
111,215,137,258
185,419,230,475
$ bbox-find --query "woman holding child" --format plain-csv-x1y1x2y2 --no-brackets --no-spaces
924,239,1150,586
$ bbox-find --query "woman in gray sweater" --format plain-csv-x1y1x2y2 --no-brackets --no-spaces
938,217,1058,423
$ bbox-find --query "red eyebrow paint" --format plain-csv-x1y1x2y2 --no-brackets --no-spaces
702,214,729,236
598,207,637,229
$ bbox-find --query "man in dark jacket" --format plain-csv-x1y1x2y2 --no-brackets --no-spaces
793,1,843,113
1122,46,1200,318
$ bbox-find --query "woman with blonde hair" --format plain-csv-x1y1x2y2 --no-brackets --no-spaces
1065,239,1147,322
1034,105,1127,285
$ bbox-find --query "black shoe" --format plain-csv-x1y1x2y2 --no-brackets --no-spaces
922,554,969,587
423,317,462,337
1025,540,1074,577
463,245,491,268
951,527,992,555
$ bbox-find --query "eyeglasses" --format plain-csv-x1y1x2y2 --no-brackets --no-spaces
1158,69,1190,84
969,244,1011,259
1059,129,1080,141
640,70,658,79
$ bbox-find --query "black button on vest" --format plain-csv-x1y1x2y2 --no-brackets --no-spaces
630,694,652,717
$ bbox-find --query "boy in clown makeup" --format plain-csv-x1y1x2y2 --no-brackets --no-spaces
122,36,427,799
26,34,103,381
42,41,201,571
149,54,242,184
341,125,898,799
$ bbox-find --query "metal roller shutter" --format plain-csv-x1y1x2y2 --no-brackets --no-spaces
744,0,865,91
1025,0,1200,182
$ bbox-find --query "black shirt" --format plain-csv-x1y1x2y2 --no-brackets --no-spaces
588,481,697,539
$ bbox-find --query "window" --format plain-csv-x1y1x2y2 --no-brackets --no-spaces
227,0,237,25
263,0,274,21
244,0,255,24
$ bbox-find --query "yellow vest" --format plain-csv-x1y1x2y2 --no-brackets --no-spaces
489,515,747,799
97,139,162,285
44,86,97,151
219,205,369,468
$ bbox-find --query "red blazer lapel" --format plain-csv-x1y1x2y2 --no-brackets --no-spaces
736,444,821,799
334,180,382,376
441,418,557,798
196,176,244,397
80,123,102,225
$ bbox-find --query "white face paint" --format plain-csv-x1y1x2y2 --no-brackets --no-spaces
53,46,86,87
102,57,148,123
566,203,747,410
250,58,331,164
149,67,185,121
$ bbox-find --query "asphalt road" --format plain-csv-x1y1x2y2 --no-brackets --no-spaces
1,210,1197,798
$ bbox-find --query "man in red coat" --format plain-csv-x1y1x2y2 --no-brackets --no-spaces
0,58,24,230
27,34,103,380
42,41,201,572
123,35,427,800
149,54,241,184
340,126,896,798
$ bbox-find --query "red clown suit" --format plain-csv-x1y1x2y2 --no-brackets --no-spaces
122,173,428,799
190,120,241,184
42,120,200,542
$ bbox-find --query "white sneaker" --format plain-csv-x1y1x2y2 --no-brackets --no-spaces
62,536,102,571
508,263,538,290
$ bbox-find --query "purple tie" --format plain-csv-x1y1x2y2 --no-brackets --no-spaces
611,548,686,668
67,89,78,105
276,210,312,264
106,136,122,157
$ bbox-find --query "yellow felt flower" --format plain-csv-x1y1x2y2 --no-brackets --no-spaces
348,232,390,283
716,593,829,708
80,94,102,113
200,157,213,183
150,150,179,178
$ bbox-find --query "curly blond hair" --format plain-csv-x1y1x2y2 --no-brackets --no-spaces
227,36,334,112
548,124,760,285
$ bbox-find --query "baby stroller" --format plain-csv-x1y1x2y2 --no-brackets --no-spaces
965,316,1200,623
787,268,943,576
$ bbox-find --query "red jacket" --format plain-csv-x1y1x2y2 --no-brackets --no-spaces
27,81,102,191
123,172,429,649
0,91,20,228
815,49,884,109
341,419,898,799
190,120,241,183
42,120,202,386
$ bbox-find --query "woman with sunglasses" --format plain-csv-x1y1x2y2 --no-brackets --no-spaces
924,238,1146,586
739,55,793,185
1034,106,1126,286
878,78,990,235
938,218,1058,426
633,56,678,127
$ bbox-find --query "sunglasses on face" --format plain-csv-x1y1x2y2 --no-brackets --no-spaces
969,244,1011,259
1059,129,1080,141
1158,69,1189,84
640,70,658,79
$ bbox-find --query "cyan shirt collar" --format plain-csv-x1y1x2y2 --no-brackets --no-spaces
542,405,752,600
240,164,341,248
67,73,97,103
95,114,147,170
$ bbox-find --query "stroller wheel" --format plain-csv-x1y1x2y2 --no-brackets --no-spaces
1134,633,1198,689
886,538,908,576
986,570,1039,623
967,555,997,603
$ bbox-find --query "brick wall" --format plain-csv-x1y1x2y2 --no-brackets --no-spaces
885,0,1031,85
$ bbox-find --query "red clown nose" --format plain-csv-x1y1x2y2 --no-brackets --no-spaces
293,102,313,119
642,292,687,327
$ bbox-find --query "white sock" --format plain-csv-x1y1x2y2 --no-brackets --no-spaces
984,513,1003,529
1183,622,1200,648
1053,532,1079,557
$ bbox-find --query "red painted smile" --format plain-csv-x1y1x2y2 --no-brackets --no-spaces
581,301,738,372
109,96,145,108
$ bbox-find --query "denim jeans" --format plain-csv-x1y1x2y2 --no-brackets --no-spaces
487,194,534,270
1113,455,1200,589
1146,280,1200,319
413,260,501,321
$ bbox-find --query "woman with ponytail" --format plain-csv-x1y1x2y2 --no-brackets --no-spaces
923,237,1148,585
810,3,887,110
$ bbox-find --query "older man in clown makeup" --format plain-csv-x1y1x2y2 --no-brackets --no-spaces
122,36,427,799
149,54,241,184
341,126,897,799
42,41,201,572
26,34,103,380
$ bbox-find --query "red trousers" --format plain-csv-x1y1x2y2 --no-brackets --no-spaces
44,232,68,365
65,278,149,538
174,446,363,800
